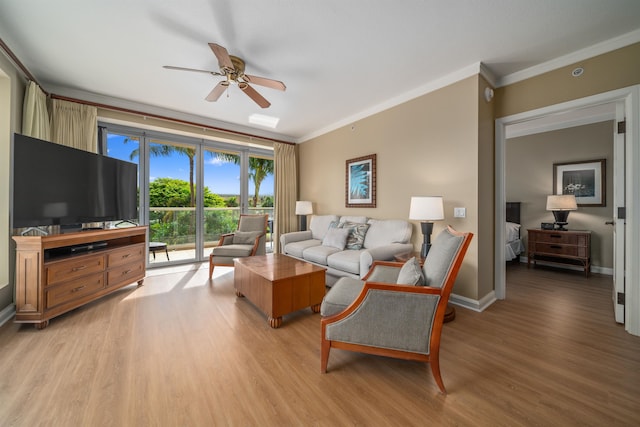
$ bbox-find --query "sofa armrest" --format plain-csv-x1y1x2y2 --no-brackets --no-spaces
280,230,313,247
359,243,414,277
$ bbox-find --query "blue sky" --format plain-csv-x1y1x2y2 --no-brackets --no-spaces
106,134,274,196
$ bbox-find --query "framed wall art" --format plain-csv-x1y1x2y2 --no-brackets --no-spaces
346,154,376,208
553,159,605,207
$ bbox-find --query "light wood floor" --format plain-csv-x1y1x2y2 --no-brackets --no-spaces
1,262,639,426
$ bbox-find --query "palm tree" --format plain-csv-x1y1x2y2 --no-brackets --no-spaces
215,153,273,207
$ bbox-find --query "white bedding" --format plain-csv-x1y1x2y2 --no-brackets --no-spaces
505,221,524,261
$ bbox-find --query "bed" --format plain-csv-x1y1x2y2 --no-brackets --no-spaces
505,202,524,262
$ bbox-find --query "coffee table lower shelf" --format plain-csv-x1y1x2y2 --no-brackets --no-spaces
234,254,327,328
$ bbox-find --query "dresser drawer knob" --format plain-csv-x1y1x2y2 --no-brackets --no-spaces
122,269,132,275
71,285,86,293
72,265,87,272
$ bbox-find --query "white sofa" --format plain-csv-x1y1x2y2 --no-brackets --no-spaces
280,215,413,286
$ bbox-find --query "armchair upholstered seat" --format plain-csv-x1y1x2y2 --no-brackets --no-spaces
320,226,473,393
208,214,268,279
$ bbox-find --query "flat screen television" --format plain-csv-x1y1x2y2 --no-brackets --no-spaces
11,133,138,230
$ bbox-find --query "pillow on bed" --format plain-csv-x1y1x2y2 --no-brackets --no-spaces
505,222,521,243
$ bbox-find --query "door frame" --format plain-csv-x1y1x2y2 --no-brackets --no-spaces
495,85,640,336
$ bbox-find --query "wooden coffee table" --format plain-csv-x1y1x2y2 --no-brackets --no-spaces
234,254,327,328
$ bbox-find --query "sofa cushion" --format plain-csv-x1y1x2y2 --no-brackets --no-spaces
363,219,412,249
396,257,425,286
310,215,340,240
232,230,262,245
327,249,364,275
322,227,350,250
320,277,365,317
422,228,464,288
303,245,342,265
340,222,370,250
283,239,322,258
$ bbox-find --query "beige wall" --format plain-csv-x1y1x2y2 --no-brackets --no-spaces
0,52,26,312
496,42,640,118
299,76,484,299
506,121,614,269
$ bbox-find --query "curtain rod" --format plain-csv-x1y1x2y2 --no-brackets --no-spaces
51,94,295,146
0,37,43,88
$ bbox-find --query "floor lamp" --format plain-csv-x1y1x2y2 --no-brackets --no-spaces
409,196,444,258
295,201,313,231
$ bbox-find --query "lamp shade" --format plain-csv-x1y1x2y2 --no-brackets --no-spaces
546,195,578,211
409,196,444,221
295,201,313,215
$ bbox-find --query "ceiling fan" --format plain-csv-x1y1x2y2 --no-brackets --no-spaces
164,43,286,108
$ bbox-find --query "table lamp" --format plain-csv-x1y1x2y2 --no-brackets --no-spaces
546,195,577,231
295,201,313,231
409,196,444,258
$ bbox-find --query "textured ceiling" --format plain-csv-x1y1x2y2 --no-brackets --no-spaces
1,0,640,142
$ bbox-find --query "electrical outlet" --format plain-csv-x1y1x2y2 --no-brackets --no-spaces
454,207,466,218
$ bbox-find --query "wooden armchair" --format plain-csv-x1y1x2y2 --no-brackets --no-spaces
320,226,473,393
208,214,268,279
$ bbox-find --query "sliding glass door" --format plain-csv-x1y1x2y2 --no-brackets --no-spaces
100,123,274,267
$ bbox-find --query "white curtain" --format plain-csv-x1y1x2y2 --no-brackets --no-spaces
273,142,298,253
22,81,50,140
50,98,98,152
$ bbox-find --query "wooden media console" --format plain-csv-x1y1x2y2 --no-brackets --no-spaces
13,226,147,329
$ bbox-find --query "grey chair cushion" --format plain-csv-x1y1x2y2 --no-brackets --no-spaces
320,277,365,317
233,230,262,244
211,244,254,257
322,227,350,250
396,257,425,285
238,215,266,232
422,228,464,288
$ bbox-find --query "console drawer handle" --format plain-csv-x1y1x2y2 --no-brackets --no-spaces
72,265,87,272
71,285,86,293
550,245,562,249
121,254,130,259
122,269,132,275
550,234,562,238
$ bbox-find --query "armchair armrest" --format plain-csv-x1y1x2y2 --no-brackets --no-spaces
280,230,313,247
219,233,235,246
362,260,405,283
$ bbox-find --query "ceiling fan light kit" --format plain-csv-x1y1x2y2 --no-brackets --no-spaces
165,42,286,109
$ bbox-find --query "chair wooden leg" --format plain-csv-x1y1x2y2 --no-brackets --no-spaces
208,255,214,279
430,357,447,394
320,339,330,373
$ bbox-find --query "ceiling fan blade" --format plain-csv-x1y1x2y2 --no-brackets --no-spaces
205,81,229,102
243,74,286,91
163,65,222,76
208,43,234,71
239,83,271,108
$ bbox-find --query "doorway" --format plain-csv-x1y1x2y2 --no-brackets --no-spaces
495,86,640,336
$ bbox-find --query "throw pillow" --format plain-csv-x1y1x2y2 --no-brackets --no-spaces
322,227,350,250
340,221,370,250
233,231,262,245
396,257,425,286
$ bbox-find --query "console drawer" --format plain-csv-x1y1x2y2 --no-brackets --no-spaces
46,255,105,286
107,261,144,288
107,244,145,268
535,232,577,244
45,273,104,309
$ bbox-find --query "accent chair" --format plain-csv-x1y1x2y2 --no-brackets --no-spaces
320,225,473,393
208,214,268,279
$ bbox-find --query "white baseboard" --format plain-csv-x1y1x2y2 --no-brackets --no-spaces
520,256,613,276
450,291,496,312
0,304,15,327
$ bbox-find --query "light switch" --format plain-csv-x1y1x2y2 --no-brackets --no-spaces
454,207,466,218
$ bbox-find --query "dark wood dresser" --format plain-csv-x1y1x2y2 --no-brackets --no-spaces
527,229,591,277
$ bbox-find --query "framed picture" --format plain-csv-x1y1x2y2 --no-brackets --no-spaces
553,159,606,207
346,154,376,208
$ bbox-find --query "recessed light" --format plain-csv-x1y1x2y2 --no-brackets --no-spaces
249,114,279,128
571,67,584,77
